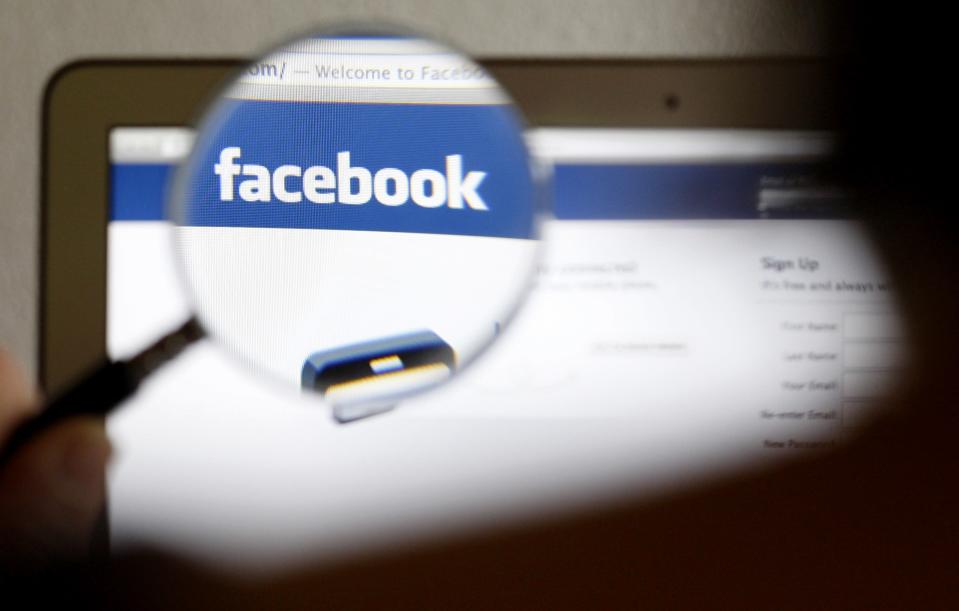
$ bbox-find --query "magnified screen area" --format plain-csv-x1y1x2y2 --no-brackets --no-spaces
172,36,537,404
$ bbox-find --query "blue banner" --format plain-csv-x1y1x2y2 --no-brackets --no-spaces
111,149,844,223
174,100,537,239
551,162,844,220
111,164,174,221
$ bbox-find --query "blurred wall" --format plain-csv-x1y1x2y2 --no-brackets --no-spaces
0,0,832,380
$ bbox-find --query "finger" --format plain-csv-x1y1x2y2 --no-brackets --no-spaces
0,348,39,439
0,417,111,571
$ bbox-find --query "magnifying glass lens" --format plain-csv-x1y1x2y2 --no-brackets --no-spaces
170,31,539,419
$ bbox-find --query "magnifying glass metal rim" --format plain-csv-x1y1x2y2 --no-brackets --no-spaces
0,23,545,464
165,23,545,411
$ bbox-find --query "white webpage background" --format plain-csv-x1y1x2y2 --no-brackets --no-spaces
107,129,900,571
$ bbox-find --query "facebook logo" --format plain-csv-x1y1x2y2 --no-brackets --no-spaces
214,147,489,210
178,99,536,240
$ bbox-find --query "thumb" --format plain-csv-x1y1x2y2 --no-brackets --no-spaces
0,417,111,572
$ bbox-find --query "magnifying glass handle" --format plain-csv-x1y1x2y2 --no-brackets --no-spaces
0,318,204,466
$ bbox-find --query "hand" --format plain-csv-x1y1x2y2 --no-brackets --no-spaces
0,349,111,572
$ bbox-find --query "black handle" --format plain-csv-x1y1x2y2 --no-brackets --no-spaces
0,317,204,467
0,361,135,465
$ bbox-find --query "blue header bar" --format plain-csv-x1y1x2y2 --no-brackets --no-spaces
174,99,536,239
111,164,173,221
551,162,845,220
111,150,844,224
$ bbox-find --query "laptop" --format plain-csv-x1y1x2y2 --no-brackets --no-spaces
41,58,905,571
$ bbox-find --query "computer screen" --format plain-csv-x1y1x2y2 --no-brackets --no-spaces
107,126,904,569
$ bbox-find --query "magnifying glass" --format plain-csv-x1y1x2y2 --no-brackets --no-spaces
2,28,540,460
